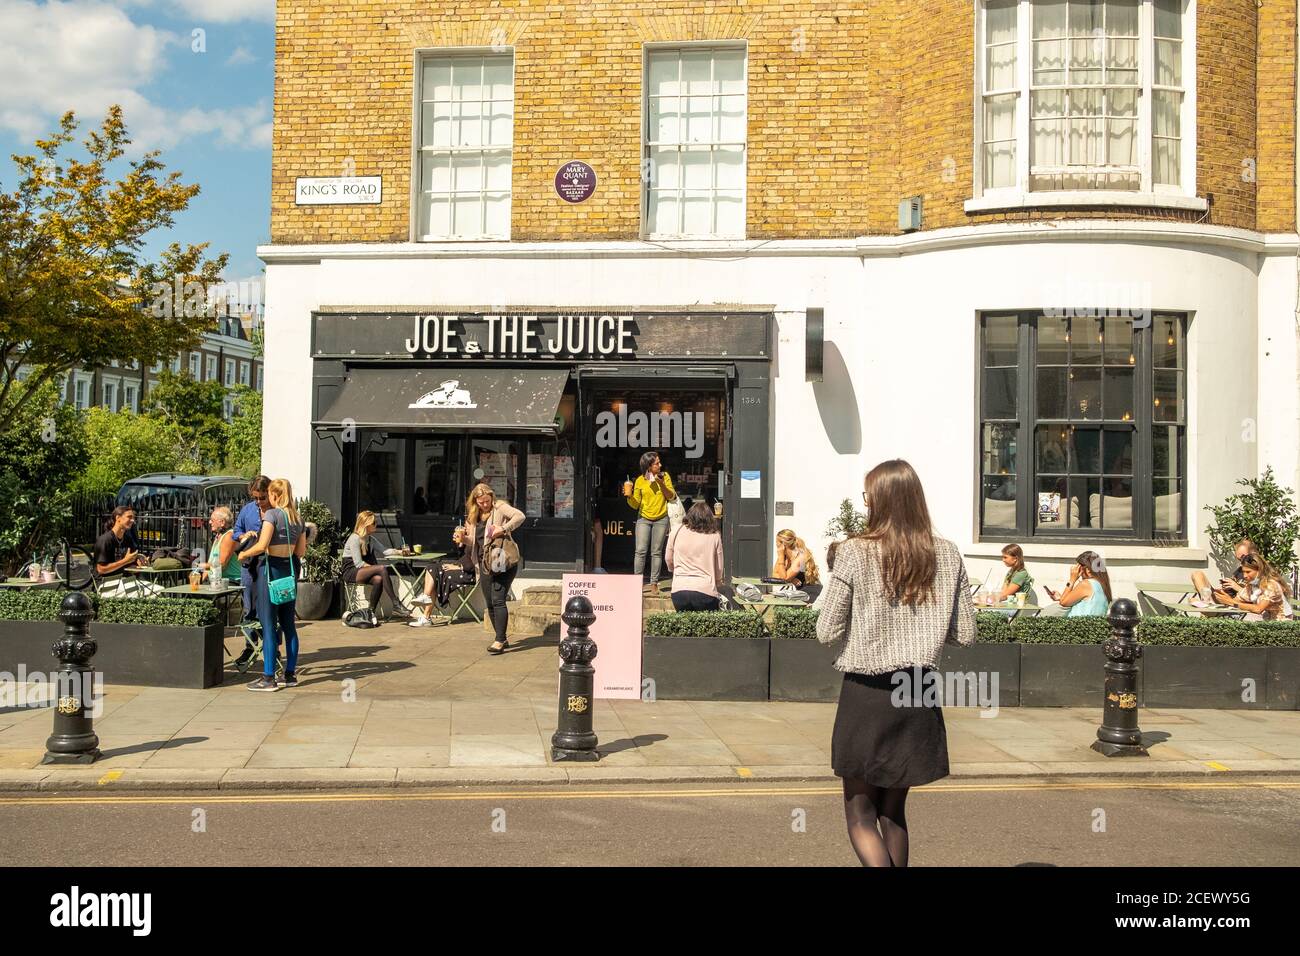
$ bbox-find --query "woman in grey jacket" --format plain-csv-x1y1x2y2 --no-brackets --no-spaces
816,460,976,867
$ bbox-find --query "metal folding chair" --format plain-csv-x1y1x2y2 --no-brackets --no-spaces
432,577,482,626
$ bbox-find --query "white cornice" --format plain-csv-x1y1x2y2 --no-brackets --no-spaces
258,221,1300,264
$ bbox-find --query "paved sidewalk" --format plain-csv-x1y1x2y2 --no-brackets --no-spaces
1,619,1297,790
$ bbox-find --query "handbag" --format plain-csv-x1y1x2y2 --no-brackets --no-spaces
478,505,521,575
266,511,298,606
666,496,686,531
343,607,377,629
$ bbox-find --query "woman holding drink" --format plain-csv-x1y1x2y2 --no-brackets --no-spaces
625,451,677,592
462,483,525,655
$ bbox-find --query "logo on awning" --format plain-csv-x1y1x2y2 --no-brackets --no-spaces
409,380,477,410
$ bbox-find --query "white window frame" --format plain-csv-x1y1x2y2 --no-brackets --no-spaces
969,0,1200,212
256,367,264,392
224,359,235,387
74,376,89,410
124,385,138,413
641,41,749,240
103,381,117,410
206,356,217,382
189,353,201,378
411,48,515,242
239,361,250,386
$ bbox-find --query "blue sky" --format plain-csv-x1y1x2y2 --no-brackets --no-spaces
0,0,275,282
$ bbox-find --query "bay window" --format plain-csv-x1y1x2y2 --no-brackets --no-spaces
979,311,1186,540
976,0,1194,203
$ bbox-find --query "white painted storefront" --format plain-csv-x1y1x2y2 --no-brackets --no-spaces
259,219,1300,600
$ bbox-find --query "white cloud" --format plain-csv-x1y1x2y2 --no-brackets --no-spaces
225,45,256,66
0,0,270,151
127,0,275,23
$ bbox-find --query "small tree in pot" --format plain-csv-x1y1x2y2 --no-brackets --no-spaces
296,499,343,619
1204,467,1300,585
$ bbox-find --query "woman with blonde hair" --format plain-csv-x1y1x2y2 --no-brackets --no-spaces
1219,552,1295,621
462,482,525,654
341,510,411,620
238,479,309,690
773,529,821,599
816,460,976,867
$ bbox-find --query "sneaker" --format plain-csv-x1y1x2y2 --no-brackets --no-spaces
412,593,433,606
280,672,298,688
390,604,414,619
247,676,279,692
408,616,434,627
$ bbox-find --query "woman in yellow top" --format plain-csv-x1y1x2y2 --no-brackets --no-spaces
625,451,677,591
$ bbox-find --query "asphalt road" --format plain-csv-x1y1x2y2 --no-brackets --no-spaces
1,778,1297,867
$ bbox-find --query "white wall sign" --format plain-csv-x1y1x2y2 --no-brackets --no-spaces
295,176,382,205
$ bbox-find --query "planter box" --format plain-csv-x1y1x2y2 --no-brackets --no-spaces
296,582,335,621
769,639,842,702
642,635,769,701
937,643,1021,709
1265,648,1300,710
1019,644,1120,708
1142,646,1270,710
0,620,226,689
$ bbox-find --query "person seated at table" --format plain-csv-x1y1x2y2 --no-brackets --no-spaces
666,502,725,612
773,528,822,601
995,543,1035,602
1191,537,1256,605
197,507,242,585
341,510,412,618
408,527,477,628
1215,553,1295,621
94,506,146,583
1043,551,1111,617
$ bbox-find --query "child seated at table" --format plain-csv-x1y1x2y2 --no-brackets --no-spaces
995,544,1035,603
408,527,476,627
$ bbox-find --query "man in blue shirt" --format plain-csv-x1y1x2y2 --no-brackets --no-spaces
232,475,271,668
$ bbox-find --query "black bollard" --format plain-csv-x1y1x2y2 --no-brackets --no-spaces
43,591,101,765
1091,597,1148,757
551,595,600,762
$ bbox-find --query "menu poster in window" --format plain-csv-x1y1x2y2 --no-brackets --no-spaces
479,452,506,477
1038,492,1062,524
526,480,546,516
553,455,574,479
489,477,510,500
554,479,574,518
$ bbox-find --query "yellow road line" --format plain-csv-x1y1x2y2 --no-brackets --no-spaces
1204,761,1231,772
1,779,1298,808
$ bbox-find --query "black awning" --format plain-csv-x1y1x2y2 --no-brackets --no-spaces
314,367,568,434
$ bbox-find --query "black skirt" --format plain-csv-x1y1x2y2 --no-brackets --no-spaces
831,668,950,788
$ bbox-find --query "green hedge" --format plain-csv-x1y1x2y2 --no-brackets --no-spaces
681,605,1300,648
0,590,218,628
644,611,766,639
1135,616,1300,648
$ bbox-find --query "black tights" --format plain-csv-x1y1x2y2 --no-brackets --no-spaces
353,565,400,611
842,779,910,867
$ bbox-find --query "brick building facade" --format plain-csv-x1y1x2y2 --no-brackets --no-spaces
260,0,1300,595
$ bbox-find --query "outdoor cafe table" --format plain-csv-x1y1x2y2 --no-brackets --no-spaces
160,582,245,617
1169,601,1247,620
380,552,445,607
1135,581,1195,605
975,599,1042,620
122,565,189,597
0,577,59,591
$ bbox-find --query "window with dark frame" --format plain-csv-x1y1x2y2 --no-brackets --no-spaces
979,311,1186,540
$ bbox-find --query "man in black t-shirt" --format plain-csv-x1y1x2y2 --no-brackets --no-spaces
95,507,146,578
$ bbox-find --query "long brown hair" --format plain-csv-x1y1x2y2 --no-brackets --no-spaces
1001,543,1025,579
1075,550,1112,602
857,460,936,606
465,483,497,525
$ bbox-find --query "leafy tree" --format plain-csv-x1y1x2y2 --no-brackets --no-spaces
0,382,88,574
0,107,227,440
1205,467,1300,578
71,407,184,497
143,369,227,471
224,384,262,477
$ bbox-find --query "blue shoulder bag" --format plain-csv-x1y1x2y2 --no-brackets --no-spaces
266,511,298,606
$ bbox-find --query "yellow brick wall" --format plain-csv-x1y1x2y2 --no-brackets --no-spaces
271,0,1294,243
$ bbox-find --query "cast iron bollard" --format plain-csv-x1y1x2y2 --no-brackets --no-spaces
551,595,600,762
1091,597,1148,757
43,591,101,765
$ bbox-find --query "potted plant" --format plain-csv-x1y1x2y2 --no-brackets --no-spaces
296,498,343,619
1204,467,1300,583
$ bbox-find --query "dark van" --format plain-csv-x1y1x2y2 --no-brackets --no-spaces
115,474,250,555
